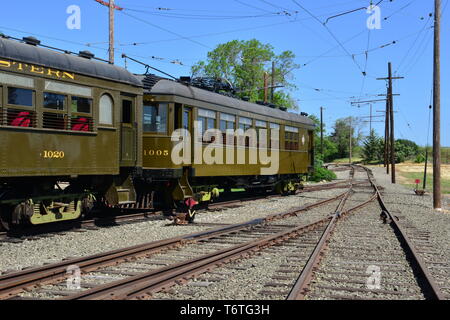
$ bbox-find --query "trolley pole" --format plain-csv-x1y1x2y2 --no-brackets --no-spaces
433,0,442,210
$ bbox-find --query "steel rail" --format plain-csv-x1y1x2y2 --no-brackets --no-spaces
288,165,445,301
62,187,360,299
286,191,377,300
0,189,349,300
62,218,332,300
287,166,377,300
363,166,445,300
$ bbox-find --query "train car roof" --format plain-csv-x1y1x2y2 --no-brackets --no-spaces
0,36,142,87
137,74,315,127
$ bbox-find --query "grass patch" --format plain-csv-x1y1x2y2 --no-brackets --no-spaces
398,171,450,194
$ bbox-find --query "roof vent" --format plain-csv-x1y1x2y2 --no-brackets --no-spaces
267,103,276,109
179,76,191,83
300,112,309,117
241,96,250,101
279,107,288,112
79,50,95,59
23,36,41,46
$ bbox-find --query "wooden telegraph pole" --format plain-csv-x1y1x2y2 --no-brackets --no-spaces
388,62,396,184
384,90,390,172
109,0,114,64
377,63,403,184
349,117,352,164
95,0,123,64
271,61,275,103
433,0,442,210
264,72,269,103
320,107,324,157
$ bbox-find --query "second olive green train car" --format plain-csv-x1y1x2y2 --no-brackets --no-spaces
136,74,315,205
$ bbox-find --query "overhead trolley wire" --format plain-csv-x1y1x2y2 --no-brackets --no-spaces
118,10,212,49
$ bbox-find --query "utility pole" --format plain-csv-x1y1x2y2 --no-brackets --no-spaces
320,107,324,157
271,61,275,103
263,72,269,103
433,0,442,210
109,0,114,64
95,0,123,64
349,117,352,164
388,62,396,184
384,88,390,172
377,63,403,184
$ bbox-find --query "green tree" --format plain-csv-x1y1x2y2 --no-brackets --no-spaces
330,117,364,159
395,139,420,163
191,39,300,109
362,130,384,163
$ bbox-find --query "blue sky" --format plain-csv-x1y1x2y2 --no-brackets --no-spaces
0,0,447,146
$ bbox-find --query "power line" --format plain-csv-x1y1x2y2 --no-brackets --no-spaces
118,10,212,49
291,0,366,75
232,0,273,13
122,7,286,20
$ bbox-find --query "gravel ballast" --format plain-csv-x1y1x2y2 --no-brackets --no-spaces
0,172,349,274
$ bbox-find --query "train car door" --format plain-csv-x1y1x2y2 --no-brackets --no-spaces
120,95,137,166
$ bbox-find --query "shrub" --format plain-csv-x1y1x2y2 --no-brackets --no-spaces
310,167,337,182
414,153,426,163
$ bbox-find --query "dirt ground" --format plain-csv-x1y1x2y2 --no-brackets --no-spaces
395,163,450,179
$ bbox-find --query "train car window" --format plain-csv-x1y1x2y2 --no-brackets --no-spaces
8,87,33,107
71,97,93,132
256,120,267,148
197,108,216,143
71,96,92,114
269,123,280,149
44,92,65,110
220,113,235,145
238,117,252,147
42,92,67,130
43,112,67,130
45,81,91,97
99,94,113,125
143,103,168,134
122,100,132,124
285,126,299,151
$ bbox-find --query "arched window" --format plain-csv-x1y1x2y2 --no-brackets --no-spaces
99,94,113,125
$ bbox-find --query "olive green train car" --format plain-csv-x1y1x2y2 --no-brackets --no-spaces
0,36,142,228
136,74,315,204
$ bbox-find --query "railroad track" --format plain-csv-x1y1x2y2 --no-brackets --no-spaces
0,186,351,300
286,166,445,300
0,172,354,243
7,165,442,301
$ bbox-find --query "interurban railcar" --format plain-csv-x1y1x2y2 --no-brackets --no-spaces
0,35,315,228
0,36,143,229
135,74,315,212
